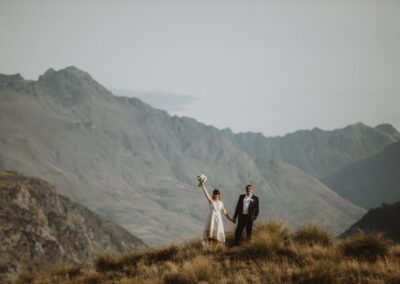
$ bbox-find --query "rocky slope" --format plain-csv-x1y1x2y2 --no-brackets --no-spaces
322,141,400,209
0,67,366,245
0,170,145,282
342,201,400,242
222,123,399,179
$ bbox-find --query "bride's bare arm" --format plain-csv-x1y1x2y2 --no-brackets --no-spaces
199,182,213,203
221,204,234,223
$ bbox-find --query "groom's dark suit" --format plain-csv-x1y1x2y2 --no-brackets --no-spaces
233,194,259,244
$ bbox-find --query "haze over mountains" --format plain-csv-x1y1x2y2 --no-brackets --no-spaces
322,141,400,209
0,170,144,282
1,66,398,245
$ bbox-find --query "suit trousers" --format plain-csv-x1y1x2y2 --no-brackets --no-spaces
235,214,253,244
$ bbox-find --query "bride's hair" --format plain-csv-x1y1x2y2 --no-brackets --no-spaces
212,189,220,196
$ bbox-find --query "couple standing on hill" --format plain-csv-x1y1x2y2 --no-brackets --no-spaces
197,175,259,247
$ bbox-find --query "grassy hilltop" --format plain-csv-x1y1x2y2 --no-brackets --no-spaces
17,220,400,284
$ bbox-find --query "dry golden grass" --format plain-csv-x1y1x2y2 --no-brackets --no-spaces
339,231,391,261
19,219,400,284
293,223,334,247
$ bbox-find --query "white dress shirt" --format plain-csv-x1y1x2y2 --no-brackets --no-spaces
242,194,252,214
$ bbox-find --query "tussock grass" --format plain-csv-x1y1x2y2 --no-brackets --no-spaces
233,230,295,260
339,231,391,261
23,219,400,283
255,219,292,244
95,245,180,273
164,256,217,283
15,271,35,284
53,265,82,280
294,223,333,247
390,244,400,259
292,259,344,284
231,220,295,260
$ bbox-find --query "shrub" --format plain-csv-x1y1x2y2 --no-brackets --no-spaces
294,224,333,247
339,231,391,261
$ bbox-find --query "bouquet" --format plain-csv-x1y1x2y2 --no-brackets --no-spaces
197,174,207,186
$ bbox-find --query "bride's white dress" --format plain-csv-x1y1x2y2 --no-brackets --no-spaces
203,200,225,243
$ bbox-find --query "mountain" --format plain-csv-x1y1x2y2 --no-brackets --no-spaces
222,123,399,180
0,170,145,282
321,141,400,209
0,67,365,245
342,201,400,242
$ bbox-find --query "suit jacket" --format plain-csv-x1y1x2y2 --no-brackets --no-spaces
233,194,259,220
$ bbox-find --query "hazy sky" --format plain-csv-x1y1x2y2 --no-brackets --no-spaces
1,0,399,136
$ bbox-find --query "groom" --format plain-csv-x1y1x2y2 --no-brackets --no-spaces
233,184,259,245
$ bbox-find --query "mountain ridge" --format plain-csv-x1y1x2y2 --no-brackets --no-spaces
322,141,400,209
222,121,399,179
342,201,400,242
0,170,145,282
0,66,374,245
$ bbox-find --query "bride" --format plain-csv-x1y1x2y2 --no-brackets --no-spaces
198,175,234,246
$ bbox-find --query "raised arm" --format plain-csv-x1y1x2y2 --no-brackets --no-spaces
199,182,213,203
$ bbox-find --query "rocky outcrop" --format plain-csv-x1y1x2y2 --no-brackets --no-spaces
0,170,145,282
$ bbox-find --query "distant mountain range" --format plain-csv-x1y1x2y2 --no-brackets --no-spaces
342,201,400,243
222,123,399,180
322,141,400,209
0,170,144,282
1,66,396,245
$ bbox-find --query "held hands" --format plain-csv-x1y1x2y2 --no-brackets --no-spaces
225,214,236,224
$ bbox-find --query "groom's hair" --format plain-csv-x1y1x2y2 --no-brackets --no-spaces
246,184,253,190
213,189,220,196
